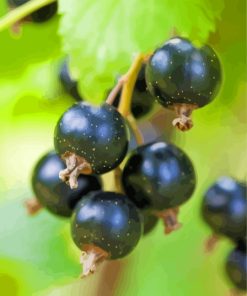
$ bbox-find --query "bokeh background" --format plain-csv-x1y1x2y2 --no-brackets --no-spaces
0,0,246,295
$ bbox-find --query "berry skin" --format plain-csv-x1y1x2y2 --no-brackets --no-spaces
122,141,196,233
31,151,102,217
201,176,246,242
225,245,247,291
122,141,196,210
8,0,57,23
146,37,221,131
54,102,129,188
110,65,154,119
71,191,143,276
143,211,158,235
59,59,83,102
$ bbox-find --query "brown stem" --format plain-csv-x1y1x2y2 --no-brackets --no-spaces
59,152,92,189
24,198,42,215
204,233,219,253
80,245,109,278
106,77,126,105
155,207,182,234
127,113,144,146
172,103,197,132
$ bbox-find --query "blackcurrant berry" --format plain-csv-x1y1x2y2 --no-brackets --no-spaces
201,176,246,242
71,191,143,276
8,0,57,23
225,245,247,291
30,151,102,217
143,211,158,235
146,37,222,131
59,59,83,102
122,141,196,234
109,65,154,119
54,102,129,188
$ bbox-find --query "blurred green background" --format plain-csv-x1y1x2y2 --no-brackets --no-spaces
0,0,246,295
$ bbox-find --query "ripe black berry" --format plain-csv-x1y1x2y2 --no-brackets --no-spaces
30,151,102,217
59,59,83,101
54,102,129,188
71,191,143,276
122,141,196,234
146,37,222,131
143,211,158,235
225,245,247,291
110,65,154,119
201,176,246,242
8,0,57,23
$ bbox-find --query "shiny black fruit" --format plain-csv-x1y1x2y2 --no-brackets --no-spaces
71,191,143,276
122,141,196,210
32,151,101,217
201,176,246,242
146,37,221,131
59,59,83,101
122,141,196,234
225,245,247,291
143,211,158,235
54,102,129,188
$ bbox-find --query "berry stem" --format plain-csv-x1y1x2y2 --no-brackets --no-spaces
127,113,144,145
106,77,125,105
0,0,56,32
118,54,145,117
80,245,109,278
155,207,182,234
24,198,43,215
114,167,123,193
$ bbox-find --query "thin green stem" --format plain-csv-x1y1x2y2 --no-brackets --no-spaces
0,0,56,32
118,54,145,117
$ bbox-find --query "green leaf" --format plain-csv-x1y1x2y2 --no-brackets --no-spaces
58,0,224,103
0,16,61,78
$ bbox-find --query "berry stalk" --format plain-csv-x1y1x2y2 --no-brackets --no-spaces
114,167,123,193
118,54,145,117
127,113,144,145
106,77,125,105
0,0,56,32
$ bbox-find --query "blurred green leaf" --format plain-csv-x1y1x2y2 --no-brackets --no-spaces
0,14,61,78
59,0,224,103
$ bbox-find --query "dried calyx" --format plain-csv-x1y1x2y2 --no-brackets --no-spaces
155,207,182,234
24,198,43,215
80,245,109,278
59,152,92,189
172,104,197,132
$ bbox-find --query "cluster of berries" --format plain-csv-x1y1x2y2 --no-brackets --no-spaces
202,176,246,292
26,36,225,279
4,1,245,293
